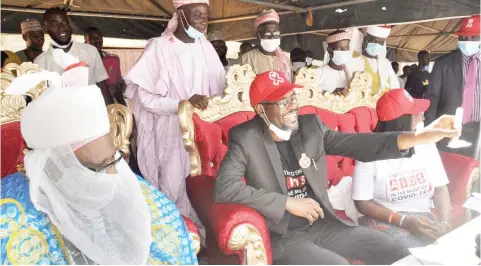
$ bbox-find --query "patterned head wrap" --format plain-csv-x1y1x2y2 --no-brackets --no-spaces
20,19,43,34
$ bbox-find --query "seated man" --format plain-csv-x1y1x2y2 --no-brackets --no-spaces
1,62,197,264
317,30,352,96
214,70,459,264
353,89,451,250
241,9,291,81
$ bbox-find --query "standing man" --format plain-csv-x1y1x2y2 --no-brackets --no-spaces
317,30,352,96
15,19,45,63
84,26,127,106
241,9,291,81
214,70,459,264
405,50,431,99
34,8,111,105
349,25,400,94
425,15,480,159
125,0,225,241
208,31,234,72
290,47,307,74
391,61,405,88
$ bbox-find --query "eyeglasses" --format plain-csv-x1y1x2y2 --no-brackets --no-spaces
263,94,298,109
86,150,124,173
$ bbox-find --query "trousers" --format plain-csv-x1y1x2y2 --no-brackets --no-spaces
272,215,409,265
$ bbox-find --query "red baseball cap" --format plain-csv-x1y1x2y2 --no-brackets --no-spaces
455,15,480,37
249,71,302,107
376,89,430,121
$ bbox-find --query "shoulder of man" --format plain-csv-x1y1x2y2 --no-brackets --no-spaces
33,50,50,64
228,116,262,142
298,114,320,125
433,50,458,64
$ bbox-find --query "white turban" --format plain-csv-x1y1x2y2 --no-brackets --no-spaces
5,50,152,265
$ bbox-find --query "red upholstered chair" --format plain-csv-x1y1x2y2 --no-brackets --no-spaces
179,66,479,265
1,62,45,178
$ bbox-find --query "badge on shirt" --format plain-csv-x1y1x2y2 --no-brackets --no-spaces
299,153,312,169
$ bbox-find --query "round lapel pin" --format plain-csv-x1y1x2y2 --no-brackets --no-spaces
299,153,312,169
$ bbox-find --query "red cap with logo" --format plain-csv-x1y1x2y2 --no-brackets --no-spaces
455,15,480,37
376,89,430,121
249,71,302,107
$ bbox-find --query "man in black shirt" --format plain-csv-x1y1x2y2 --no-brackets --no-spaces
214,70,460,264
406,50,431,98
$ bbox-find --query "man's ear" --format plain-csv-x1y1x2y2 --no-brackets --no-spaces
254,104,265,117
22,34,27,42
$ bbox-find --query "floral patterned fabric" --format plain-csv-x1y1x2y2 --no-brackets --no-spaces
1,172,198,265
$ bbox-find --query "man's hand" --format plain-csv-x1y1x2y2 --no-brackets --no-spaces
285,198,324,225
397,115,460,150
416,114,461,143
189,94,209,110
403,216,439,239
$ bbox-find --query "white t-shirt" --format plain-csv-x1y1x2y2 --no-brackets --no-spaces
352,144,449,213
34,42,108,85
315,65,352,93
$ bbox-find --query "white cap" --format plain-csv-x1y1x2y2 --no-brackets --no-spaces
366,25,391,38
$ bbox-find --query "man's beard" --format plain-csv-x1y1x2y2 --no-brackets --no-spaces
52,35,72,46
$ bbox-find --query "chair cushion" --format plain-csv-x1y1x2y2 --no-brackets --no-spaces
1,121,25,178
193,112,255,177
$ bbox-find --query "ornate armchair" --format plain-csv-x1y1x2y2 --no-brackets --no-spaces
106,102,201,254
179,65,479,264
0,63,201,255
1,62,45,177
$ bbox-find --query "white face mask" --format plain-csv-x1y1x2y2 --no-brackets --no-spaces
26,146,152,264
292,62,306,72
305,57,313,65
260,38,281,52
331,50,351,66
180,10,205,39
260,105,292,140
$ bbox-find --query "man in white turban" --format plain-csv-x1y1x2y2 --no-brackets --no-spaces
349,25,400,94
125,0,225,242
1,52,199,265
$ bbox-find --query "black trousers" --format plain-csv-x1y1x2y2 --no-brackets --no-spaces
271,215,409,265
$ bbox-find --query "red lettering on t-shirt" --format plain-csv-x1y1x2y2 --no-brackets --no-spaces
287,176,306,190
416,173,426,184
390,179,399,191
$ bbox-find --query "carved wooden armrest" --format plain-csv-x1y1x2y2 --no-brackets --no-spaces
228,224,268,265
107,104,133,160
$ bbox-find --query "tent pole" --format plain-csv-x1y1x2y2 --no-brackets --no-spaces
232,30,327,42
389,32,455,38
209,11,293,24
1,6,171,21
233,0,306,12
387,45,451,54
311,0,377,11
414,23,458,38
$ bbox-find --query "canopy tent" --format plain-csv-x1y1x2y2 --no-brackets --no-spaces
1,0,479,61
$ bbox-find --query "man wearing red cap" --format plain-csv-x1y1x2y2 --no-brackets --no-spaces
425,15,480,159
241,9,292,81
214,70,459,264
349,25,400,94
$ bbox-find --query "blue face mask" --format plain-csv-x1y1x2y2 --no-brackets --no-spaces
180,10,205,39
424,65,429,71
458,41,481,57
366,42,384,57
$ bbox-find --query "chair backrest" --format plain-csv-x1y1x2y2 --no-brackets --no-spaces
179,65,386,183
0,63,134,177
179,65,256,177
107,103,133,160
1,62,47,177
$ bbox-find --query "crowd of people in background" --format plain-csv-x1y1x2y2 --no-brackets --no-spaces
0,0,480,264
